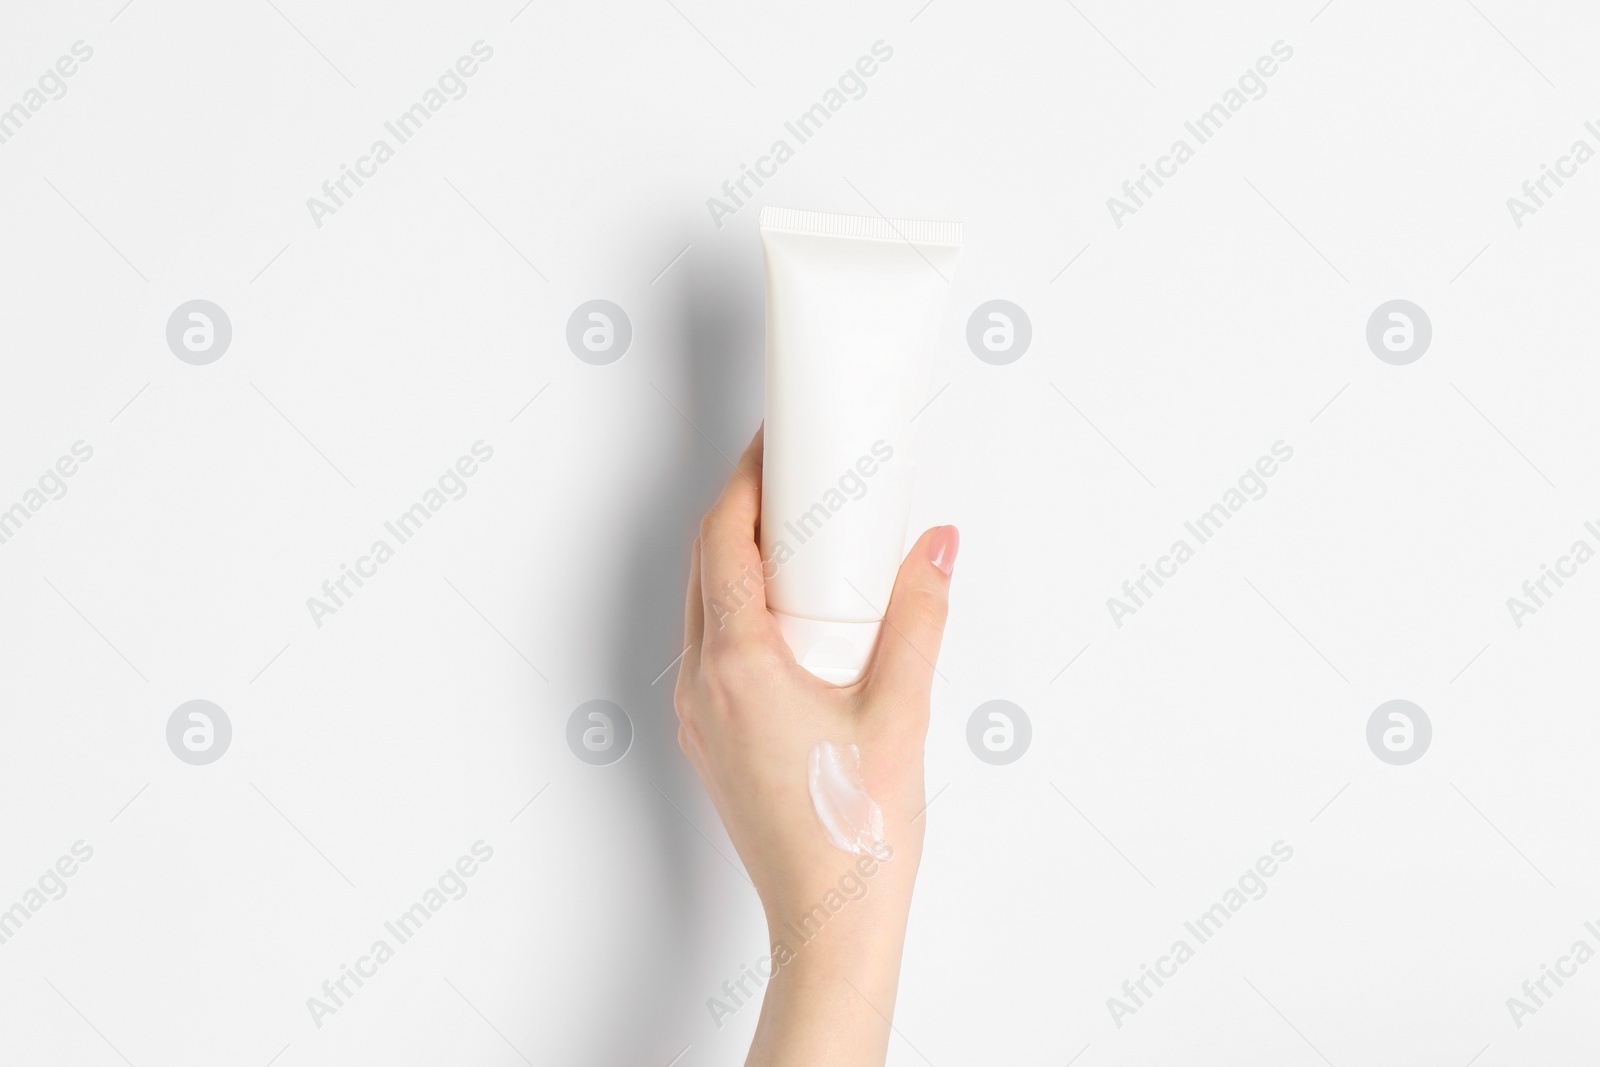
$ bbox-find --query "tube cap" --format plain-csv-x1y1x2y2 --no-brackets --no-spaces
772,611,883,686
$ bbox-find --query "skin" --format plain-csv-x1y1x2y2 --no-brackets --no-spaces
675,427,957,1067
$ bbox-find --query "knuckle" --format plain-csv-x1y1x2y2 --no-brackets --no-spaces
906,585,949,630
704,639,783,694
672,668,698,723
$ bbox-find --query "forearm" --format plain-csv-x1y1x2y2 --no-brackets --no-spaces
745,903,912,1067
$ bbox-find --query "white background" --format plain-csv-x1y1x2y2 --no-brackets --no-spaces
2,1,1598,1064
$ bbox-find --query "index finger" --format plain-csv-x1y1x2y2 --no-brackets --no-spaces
698,426,769,642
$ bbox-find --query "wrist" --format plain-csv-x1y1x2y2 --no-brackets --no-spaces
760,842,916,950
748,884,912,1067
757,849,914,1020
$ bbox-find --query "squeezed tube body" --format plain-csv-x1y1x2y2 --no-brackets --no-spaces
758,207,962,684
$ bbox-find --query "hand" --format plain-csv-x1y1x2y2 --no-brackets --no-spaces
674,426,958,1067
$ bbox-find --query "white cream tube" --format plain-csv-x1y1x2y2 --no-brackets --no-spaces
759,207,962,684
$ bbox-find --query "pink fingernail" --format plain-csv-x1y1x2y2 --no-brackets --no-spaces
929,526,959,576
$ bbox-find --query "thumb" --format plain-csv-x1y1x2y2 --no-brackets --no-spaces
866,526,959,703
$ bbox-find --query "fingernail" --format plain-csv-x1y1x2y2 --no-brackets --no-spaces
929,525,959,576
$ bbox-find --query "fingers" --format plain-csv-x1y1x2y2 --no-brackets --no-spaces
675,545,708,772
681,536,704,668
698,426,770,642
866,526,958,708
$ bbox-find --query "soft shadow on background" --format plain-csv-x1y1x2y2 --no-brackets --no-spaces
577,221,765,1066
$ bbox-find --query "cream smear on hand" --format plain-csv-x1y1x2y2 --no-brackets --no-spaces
807,740,891,860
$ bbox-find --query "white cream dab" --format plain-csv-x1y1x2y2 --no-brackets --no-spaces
807,741,891,860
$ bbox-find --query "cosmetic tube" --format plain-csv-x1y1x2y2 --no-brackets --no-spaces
758,206,962,684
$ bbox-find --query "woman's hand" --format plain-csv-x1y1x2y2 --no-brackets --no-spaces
674,426,957,1067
